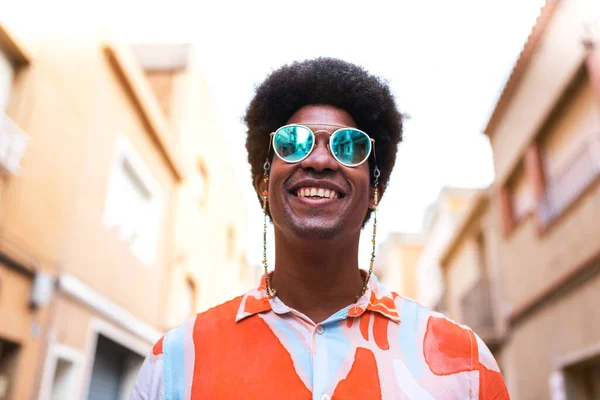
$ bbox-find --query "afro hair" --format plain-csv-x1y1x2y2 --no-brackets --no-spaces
244,57,404,222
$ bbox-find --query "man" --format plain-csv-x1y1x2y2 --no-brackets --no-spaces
131,58,509,399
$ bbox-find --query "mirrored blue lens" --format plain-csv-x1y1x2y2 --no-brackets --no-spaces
330,129,371,166
273,125,314,162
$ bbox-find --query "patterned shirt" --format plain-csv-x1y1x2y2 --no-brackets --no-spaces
131,273,509,399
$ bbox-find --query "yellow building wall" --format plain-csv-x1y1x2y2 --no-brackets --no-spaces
505,271,600,399
540,76,599,176
375,235,423,299
496,76,600,310
0,265,50,400
1,19,251,398
489,0,587,184
446,238,481,322
399,244,422,300
167,54,250,324
2,28,177,328
484,1,600,398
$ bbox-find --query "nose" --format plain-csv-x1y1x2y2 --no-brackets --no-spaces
299,131,339,172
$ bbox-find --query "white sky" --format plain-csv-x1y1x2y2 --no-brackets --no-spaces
5,0,546,267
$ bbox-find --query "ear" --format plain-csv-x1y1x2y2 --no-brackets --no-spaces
369,183,385,210
253,173,268,202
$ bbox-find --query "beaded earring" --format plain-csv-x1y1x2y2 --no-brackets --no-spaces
262,159,276,298
357,166,381,300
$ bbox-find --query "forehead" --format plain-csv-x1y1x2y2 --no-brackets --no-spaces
286,105,357,129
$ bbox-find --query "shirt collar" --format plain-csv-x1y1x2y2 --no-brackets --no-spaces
235,271,401,323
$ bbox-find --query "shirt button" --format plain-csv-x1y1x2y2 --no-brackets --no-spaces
316,325,324,335
321,395,330,400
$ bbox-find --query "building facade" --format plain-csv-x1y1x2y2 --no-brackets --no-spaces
439,189,505,356
0,21,248,400
440,0,600,398
375,233,423,299
413,187,476,309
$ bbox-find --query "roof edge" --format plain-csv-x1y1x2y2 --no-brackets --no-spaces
483,0,561,137
439,188,490,267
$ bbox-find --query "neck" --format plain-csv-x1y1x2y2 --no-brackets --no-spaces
270,229,365,324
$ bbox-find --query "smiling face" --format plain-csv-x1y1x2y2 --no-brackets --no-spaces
265,105,372,240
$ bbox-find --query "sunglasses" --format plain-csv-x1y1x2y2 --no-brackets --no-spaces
269,123,375,167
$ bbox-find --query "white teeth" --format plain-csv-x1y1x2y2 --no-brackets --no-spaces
296,187,339,199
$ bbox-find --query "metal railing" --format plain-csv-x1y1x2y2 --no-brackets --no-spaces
539,132,600,226
0,110,29,175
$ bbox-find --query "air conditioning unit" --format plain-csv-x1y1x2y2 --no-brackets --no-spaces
29,271,54,310
0,111,29,175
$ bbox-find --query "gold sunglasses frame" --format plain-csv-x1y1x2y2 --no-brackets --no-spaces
268,123,376,168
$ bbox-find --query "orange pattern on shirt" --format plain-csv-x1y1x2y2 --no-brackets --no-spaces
332,347,382,399
423,316,477,376
190,297,311,399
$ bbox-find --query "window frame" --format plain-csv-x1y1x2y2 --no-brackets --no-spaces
38,343,84,400
103,136,163,265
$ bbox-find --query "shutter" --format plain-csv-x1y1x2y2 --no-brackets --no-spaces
87,336,125,400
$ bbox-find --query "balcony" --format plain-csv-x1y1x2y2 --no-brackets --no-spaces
461,277,501,349
539,132,600,227
0,110,29,175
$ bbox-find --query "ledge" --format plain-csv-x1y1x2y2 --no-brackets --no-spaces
0,234,37,277
103,42,184,182
509,248,600,327
483,0,561,136
58,273,162,344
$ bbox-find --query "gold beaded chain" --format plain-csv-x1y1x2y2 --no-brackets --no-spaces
261,159,381,301
262,160,277,298
357,166,380,301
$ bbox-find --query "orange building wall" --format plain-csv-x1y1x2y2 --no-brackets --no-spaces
2,29,177,328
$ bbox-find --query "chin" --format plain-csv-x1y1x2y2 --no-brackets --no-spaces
284,216,345,240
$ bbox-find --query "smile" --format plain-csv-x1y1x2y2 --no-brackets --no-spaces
295,187,340,199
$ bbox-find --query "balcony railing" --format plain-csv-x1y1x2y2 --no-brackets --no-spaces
539,132,600,226
0,110,29,175
461,278,499,344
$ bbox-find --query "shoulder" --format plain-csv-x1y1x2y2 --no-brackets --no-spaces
391,296,509,397
392,295,483,374
131,295,246,399
155,294,245,356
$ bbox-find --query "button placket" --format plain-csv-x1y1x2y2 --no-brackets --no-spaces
313,323,331,400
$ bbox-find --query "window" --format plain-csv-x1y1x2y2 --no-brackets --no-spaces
0,338,19,400
103,137,162,264
563,355,600,399
39,344,83,400
507,163,535,224
87,335,144,400
0,110,28,175
537,72,600,226
0,37,30,176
